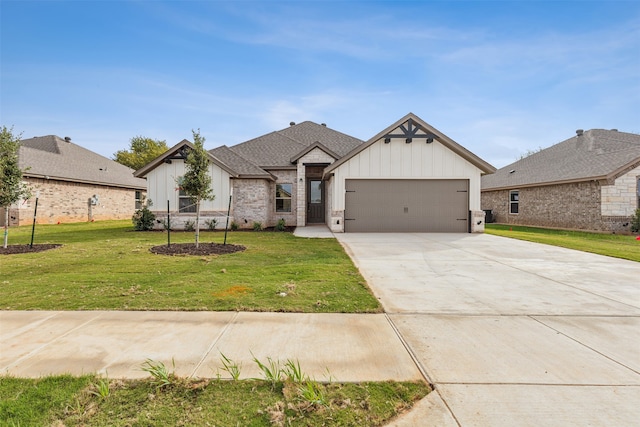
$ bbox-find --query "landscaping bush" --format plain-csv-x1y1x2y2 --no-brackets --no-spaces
205,218,218,230
275,218,286,232
132,199,156,231
184,220,196,232
631,208,640,233
230,221,239,231
253,221,263,231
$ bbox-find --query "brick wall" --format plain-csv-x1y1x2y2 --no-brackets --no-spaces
2,177,141,226
482,180,635,232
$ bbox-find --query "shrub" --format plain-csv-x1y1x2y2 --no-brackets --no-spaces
205,218,218,230
253,221,263,231
230,221,239,231
184,220,196,232
132,198,156,231
275,218,286,232
631,208,640,233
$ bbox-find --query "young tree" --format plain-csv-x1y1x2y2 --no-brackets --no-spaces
178,129,214,248
113,136,168,170
1,126,31,248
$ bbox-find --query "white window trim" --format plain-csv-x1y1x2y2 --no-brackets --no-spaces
509,190,519,215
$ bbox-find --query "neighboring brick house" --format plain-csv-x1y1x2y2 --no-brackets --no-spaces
136,113,495,232
0,135,146,227
481,129,640,233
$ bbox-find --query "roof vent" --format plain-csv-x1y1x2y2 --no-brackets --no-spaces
289,122,295,126
64,136,72,142
576,129,584,136
610,129,618,132
321,123,326,127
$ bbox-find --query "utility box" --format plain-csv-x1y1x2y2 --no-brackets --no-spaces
483,209,494,223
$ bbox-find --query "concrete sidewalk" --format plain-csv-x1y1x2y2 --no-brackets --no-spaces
0,311,422,383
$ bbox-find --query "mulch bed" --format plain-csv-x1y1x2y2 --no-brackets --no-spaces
0,244,63,255
150,243,246,256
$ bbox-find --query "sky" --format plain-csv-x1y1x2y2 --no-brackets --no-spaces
1,0,639,169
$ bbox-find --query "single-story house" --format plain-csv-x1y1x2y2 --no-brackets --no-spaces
481,129,640,233
1,135,147,227
135,113,496,232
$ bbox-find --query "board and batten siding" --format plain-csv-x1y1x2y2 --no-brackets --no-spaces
145,159,231,212
330,138,485,211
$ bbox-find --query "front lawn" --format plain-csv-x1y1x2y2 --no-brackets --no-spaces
486,224,640,262
0,221,381,312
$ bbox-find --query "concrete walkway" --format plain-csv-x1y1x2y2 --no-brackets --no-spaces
336,233,640,426
293,224,335,238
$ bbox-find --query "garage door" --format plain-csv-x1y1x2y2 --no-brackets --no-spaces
344,179,469,232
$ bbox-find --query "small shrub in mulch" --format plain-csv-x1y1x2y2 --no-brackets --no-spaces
0,244,62,255
150,243,246,256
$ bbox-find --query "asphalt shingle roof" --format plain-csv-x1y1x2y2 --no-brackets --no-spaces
228,121,364,168
209,145,272,178
19,135,146,189
482,129,640,190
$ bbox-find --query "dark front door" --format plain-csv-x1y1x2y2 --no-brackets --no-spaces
307,179,325,223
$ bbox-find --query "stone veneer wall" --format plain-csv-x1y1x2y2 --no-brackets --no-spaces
2,177,141,226
232,178,270,229
601,165,640,217
482,179,636,233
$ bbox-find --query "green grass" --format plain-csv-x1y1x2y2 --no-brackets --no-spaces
0,221,381,312
0,375,430,426
486,224,640,262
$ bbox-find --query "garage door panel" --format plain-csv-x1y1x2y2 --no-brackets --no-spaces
345,179,468,232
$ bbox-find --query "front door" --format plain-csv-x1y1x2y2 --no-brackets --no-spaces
307,179,325,223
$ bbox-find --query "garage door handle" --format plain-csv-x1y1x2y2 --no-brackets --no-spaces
457,218,467,221
345,218,355,221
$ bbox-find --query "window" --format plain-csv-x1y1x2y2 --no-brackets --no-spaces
135,191,143,210
276,183,292,212
509,190,519,214
309,180,322,204
179,188,196,212
637,177,640,208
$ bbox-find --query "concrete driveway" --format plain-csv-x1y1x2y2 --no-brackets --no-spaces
336,233,640,426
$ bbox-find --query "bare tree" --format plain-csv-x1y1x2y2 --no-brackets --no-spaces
177,129,214,248
1,126,31,248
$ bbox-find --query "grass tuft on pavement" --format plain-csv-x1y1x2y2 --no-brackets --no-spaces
0,375,429,426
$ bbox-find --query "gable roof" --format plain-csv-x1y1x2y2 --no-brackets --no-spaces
481,129,640,191
19,135,146,190
325,113,496,175
229,121,364,168
290,141,340,163
134,139,240,178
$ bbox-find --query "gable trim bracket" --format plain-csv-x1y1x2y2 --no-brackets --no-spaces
382,118,438,144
